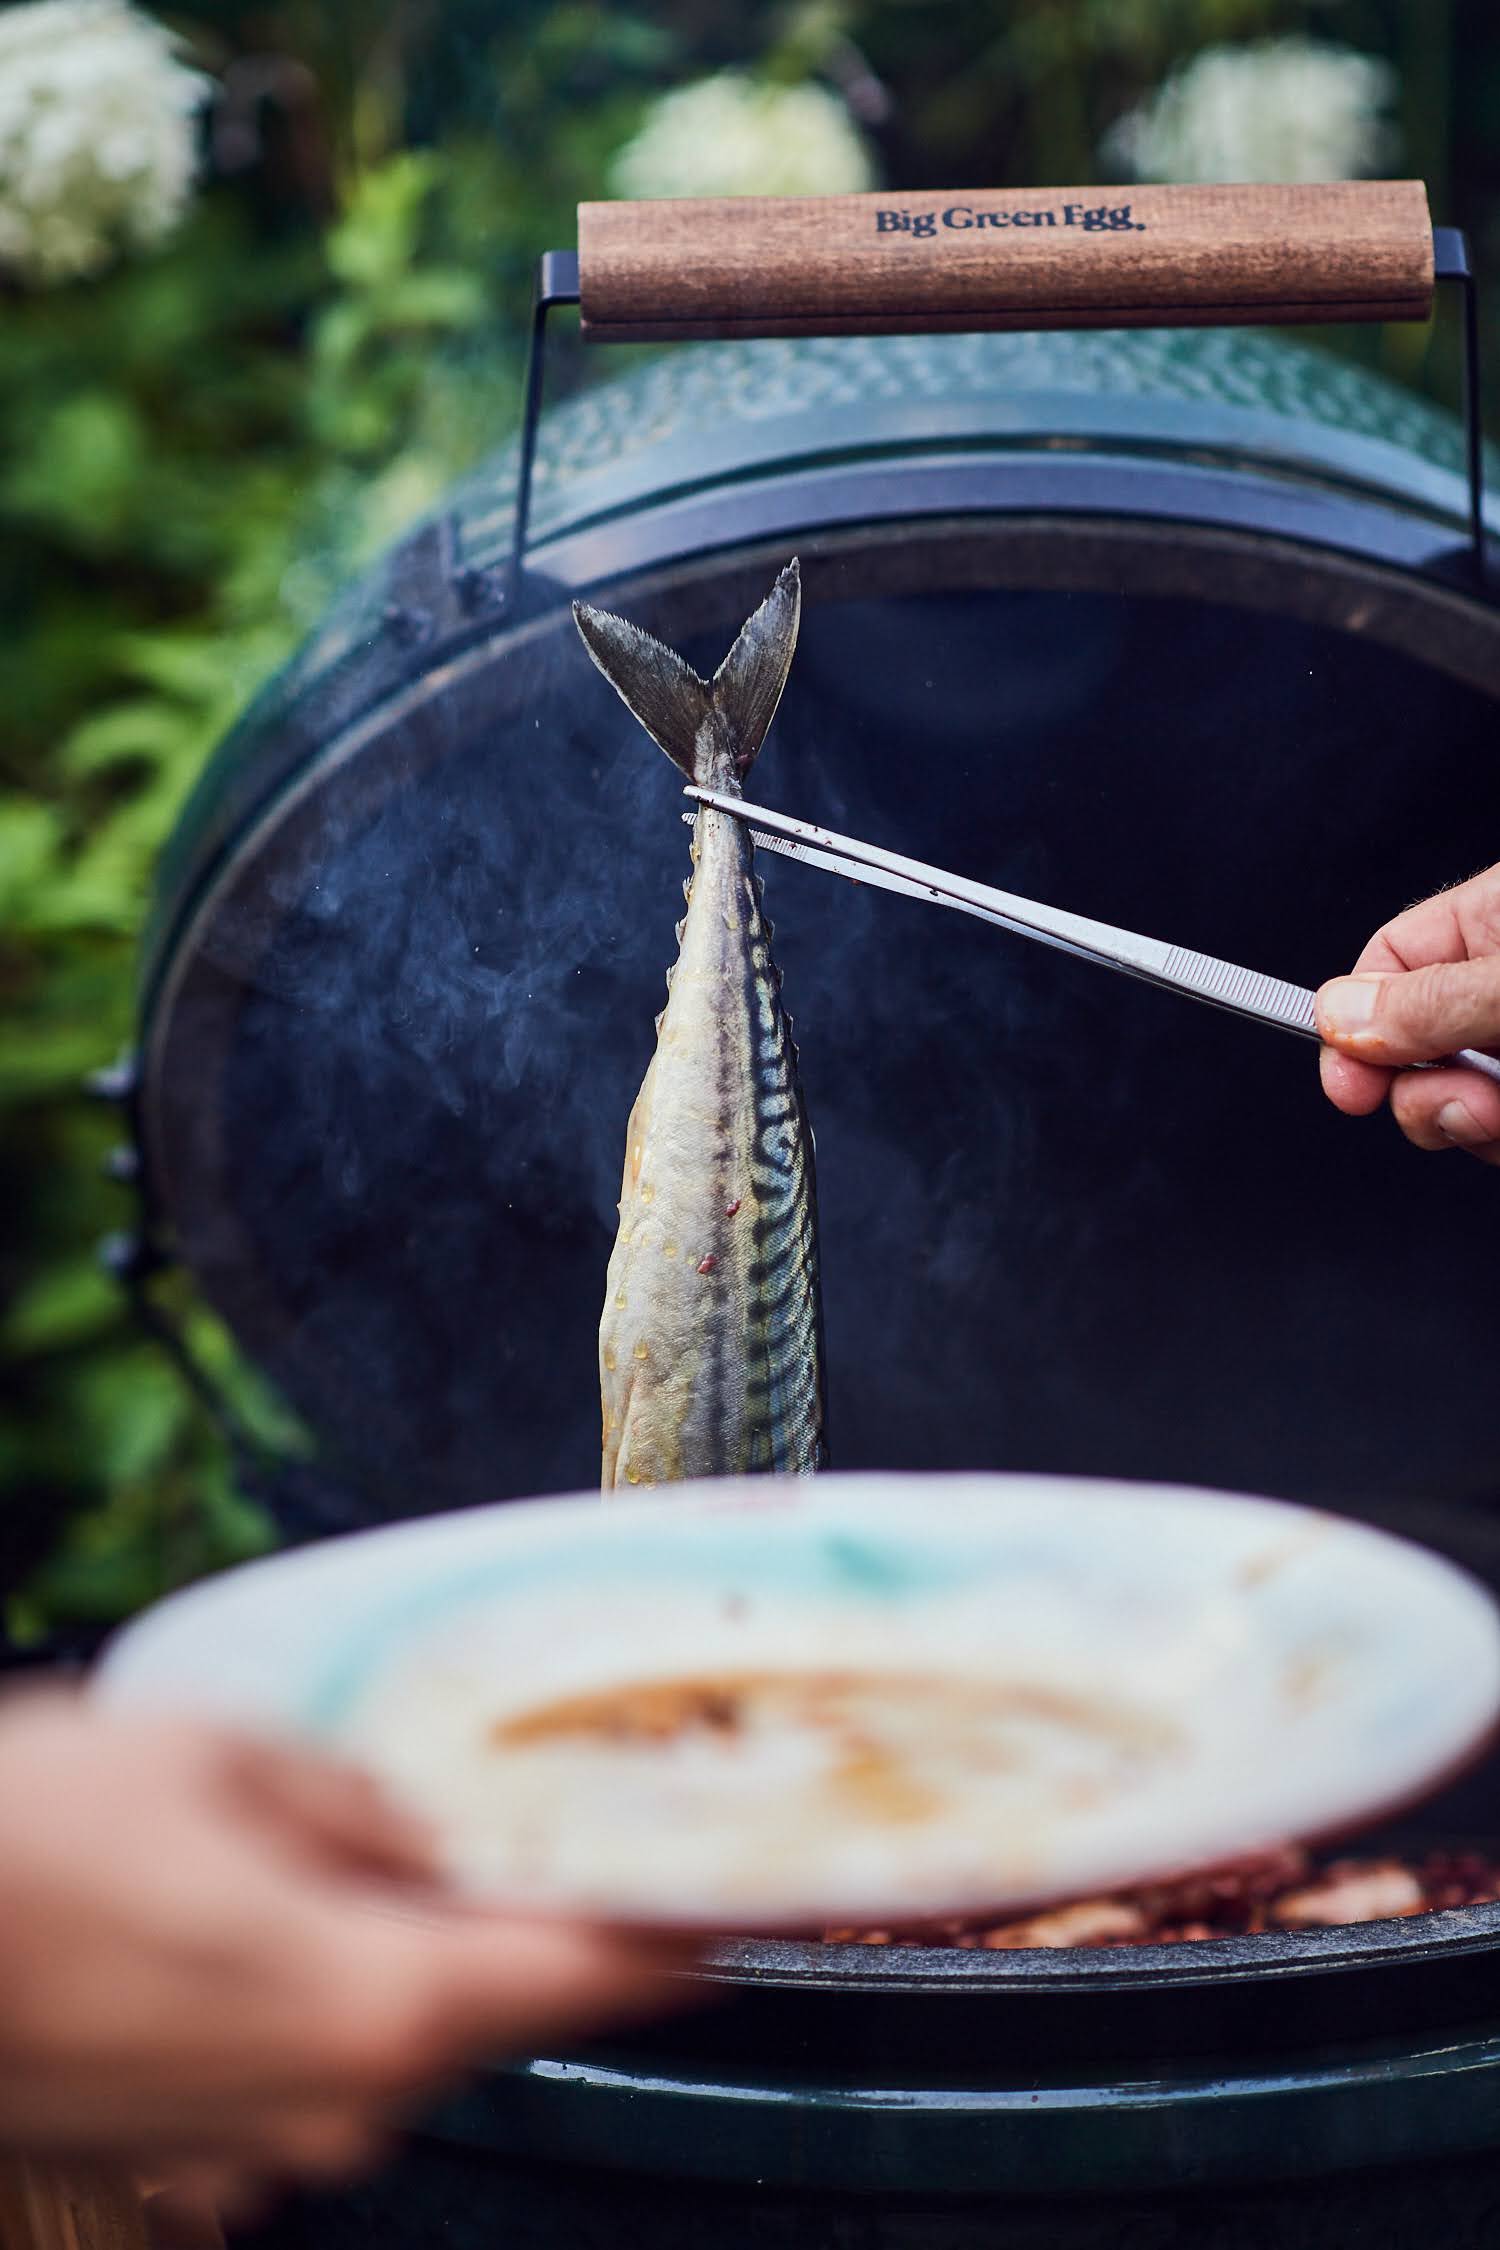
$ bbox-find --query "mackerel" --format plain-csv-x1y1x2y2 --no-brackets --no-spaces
574,561,827,1489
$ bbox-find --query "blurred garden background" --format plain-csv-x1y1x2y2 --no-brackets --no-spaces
3,0,1499,1644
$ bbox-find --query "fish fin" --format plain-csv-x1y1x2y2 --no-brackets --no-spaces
709,559,801,776
573,602,711,780
573,557,800,781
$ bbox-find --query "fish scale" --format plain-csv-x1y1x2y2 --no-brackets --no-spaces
574,562,828,1489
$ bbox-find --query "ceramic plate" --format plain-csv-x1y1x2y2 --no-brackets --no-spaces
96,1475,1500,1929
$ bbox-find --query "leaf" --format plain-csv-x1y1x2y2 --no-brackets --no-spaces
325,151,443,288
1,394,147,555
0,949,132,1102
181,1304,314,1456
109,631,244,706
21,1442,277,1624
55,699,205,782
0,800,65,920
27,1556,161,1620
74,1350,193,1487
3,1596,48,1649
2,1258,121,1357
309,299,373,385
375,268,489,331
25,803,165,937
194,1465,278,1566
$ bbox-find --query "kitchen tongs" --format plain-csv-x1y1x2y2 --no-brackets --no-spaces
686,787,1500,1089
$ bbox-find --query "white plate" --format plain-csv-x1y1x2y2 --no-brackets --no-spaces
96,1474,1500,1929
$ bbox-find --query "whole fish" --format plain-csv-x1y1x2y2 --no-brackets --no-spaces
574,560,828,1488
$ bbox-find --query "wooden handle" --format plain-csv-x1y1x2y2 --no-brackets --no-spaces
579,181,1433,342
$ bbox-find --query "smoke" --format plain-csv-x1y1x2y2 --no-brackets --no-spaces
161,575,1500,1520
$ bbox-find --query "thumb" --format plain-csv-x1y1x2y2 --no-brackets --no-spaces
225,1739,439,1885
1316,960,1500,1065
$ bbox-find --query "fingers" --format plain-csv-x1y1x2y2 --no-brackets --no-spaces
224,1740,438,1886
141,2175,230,2250
328,1909,699,2081
241,2106,389,2185
146,1894,698,2150
1317,993,1500,1159
0,1702,695,2194
1388,1067,1500,1163
1319,873,1500,1152
144,2106,387,2220
1318,1041,1392,1117
424,1916,701,2056
1316,959,1500,1066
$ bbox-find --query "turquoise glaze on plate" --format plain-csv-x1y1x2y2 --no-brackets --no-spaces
304,1517,970,1735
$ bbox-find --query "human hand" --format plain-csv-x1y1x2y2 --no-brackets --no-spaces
0,1694,692,2203
1315,862,1500,1164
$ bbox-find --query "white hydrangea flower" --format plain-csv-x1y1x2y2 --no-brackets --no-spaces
1104,38,1398,186
0,0,211,286
610,71,873,202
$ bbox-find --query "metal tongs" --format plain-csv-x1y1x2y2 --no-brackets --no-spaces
686,787,1500,1089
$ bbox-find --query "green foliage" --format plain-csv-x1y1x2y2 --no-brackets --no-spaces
0,0,1491,1635
0,135,520,1638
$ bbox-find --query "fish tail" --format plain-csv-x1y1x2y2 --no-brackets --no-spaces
573,559,801,782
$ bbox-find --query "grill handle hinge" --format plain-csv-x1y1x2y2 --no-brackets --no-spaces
1433,228,1490,590
507,250,581,604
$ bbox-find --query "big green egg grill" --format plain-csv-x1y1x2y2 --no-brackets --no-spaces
94,189,1500,2244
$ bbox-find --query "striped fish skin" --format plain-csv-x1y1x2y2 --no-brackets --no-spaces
574,562,827,1490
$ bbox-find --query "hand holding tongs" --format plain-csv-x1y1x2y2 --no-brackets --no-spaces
686,787,1500,1091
